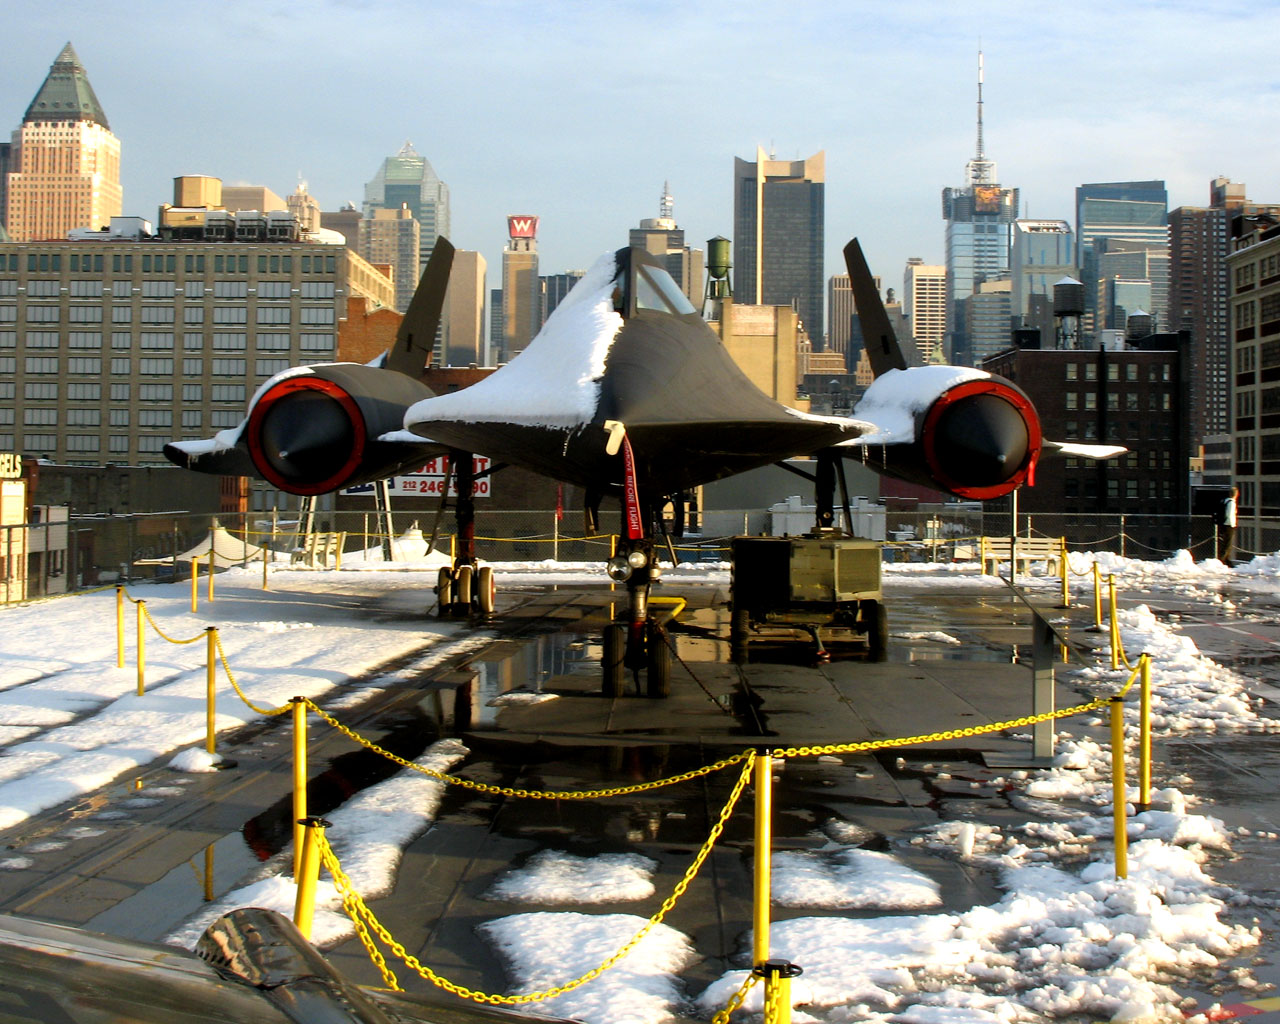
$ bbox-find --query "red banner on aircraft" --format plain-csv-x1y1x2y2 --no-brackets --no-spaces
621,436,643,539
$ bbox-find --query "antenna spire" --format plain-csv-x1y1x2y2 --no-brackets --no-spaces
966,49,996,185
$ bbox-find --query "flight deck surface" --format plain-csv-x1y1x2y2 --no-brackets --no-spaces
0,568,1277,1021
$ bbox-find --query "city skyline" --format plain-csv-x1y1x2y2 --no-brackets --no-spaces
2,2,1279,294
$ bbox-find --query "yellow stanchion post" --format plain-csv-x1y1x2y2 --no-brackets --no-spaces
754,751,800,1024
1108,575,1121,670
1059,538,1070,608
136,599,146,696
293,817,328,940
1092,563,1102,628
205,627,217,756
292,697,307,879
116,586,125,668
191,557,199,613
263,530,269,591
753,750,772,969
207,547,215,603
1110,696,1129,880
1138,654,1152,809
979,536,988,575
203,844,214,902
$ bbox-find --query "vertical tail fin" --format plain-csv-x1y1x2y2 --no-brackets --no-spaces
387,237,455,376
843,238,907,378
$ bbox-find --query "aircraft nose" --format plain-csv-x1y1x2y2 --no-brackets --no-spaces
257,390,356,484
931,393,1029,487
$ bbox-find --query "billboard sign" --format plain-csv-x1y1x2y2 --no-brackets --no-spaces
507,215,539,240
342,455,491,497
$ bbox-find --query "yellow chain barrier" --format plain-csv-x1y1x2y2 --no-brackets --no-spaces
711,970,763,1024
315,752,756,1004
215,633,292,718
304,697,748,797
139,603,206,646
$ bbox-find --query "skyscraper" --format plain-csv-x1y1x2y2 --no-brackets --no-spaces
4,43,122,242
443,250,487,367
363,142,450,274
1075,180,1168,334
941,53,1018,366
732,147,824,346
501,216,540,360
629,183,705,307
1010,220,1075,347
902,259,947,364
827,274,854,358
359,206,420,312
1167,178,1277,450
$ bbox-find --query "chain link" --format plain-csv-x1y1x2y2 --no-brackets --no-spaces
140,604,206,645
304,698,750,799
216,634,292,717
711,971,763,1024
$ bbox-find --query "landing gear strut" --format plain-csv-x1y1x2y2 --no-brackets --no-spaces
432,448,498,618
601,529,672,698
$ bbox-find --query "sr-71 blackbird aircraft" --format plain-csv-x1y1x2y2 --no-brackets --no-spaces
166,235,1120,689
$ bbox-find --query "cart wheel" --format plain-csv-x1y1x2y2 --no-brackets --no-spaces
456,565,473,609
866,600,888,661
602,624,625,697
436,567,453,617
730,604,750,643
646,623,671,698
477,566,495,614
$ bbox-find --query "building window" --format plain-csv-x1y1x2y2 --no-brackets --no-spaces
70,280,101,297
256,358,290,377
139,409,173,427
301,282,335,299
67,358,102,374
184,332,204,350
213,307,248,324
68,331,102,349
1065,393,1078,410
142,281,175,298
211,410,240,427
137,436,168,452
112,306,132,323
300,307,335,325
1085,364,1097,381
211,384,246,402
258,282,290,299
140,332,174,350
256,307,291,325
214,281,248,298
110,384,130,401
24,409,58,426
141,306,175,324
109,435,129,452
112,280,132,297
183,358,204,375
211,358,247,376
183,307,205,324
0,331,14,348
184,280,204,297
138,384,174,401
24,356,58,374
182,410,202,428
299,332,333,351
25,331,58,348
139,358,174,375
26,306,59,323
67,383,101,401
26,280,59,297
0,307,15,323
66,435,100,452
182,384,203,402
23,434,57,451
213,333,247,351
110,409,129,426
256,334,289,351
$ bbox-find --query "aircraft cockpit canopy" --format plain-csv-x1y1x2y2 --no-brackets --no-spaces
612,247,698,319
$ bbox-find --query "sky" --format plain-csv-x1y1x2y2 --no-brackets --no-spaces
4,2,1280,311
0,548,1278,1021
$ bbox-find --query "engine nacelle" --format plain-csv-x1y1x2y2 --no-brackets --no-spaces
854,370,1042,500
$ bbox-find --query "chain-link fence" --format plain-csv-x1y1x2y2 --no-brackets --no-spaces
0,506,1264,605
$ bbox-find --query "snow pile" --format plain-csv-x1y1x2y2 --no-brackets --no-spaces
485,850,657,904
403,252,622,430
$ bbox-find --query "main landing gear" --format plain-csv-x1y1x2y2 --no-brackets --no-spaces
600,536,672,699
436,563,495,617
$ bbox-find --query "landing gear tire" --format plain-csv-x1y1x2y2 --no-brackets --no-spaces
730,604,750,661
436,567,453,617
477,566,495,615
863,599,888,661
646,622,671,698
456,565,473,609
602,624,626,697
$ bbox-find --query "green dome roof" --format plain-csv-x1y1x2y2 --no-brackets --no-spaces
23,43,110,129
